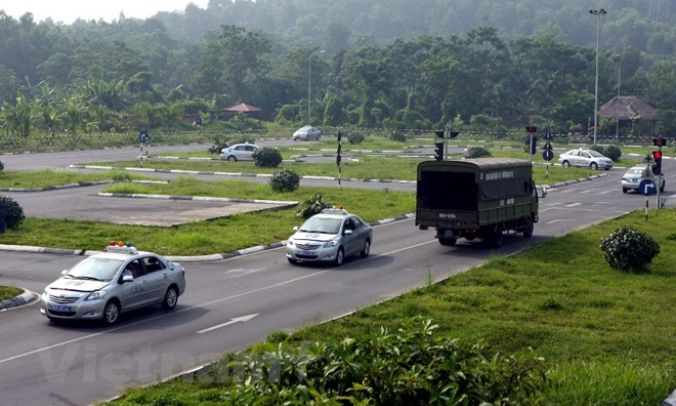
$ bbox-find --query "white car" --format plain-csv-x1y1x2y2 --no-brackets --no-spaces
286,208,372,266
220,143,259,162
40,242,186,325
292,125,322,141
621,164,665,194
558,149,613,170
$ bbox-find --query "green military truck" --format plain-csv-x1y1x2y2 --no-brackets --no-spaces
415,158,546,247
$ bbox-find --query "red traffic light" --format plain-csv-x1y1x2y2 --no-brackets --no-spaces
525,126,537,133
652,150,662,160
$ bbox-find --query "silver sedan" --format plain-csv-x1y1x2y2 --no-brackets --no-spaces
286,208,372,266
40,243,186,325
558,149,613,170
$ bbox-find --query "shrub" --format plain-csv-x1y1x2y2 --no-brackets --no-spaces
591,145,606,156
296,194,330,218
0,160,4,172
464,146,492,159
604,145,622,161
253,147,283,168
347,133,365,144
600,227,660,272
389,130,408,142
270,169,300,192
0,195,25,230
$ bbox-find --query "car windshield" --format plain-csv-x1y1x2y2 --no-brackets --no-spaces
588,150,605,157
66,257,125,282
299,217,342,234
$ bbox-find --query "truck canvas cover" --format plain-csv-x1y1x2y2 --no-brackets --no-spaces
416,158,536,228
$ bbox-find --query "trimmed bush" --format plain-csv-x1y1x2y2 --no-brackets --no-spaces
464,146,492,159
0,160,4,172
270,169,300,192
347,133,365,144
0,195,25,230
604,145,622,161
253,147,283,168
591,145,606,156
600,227,660,272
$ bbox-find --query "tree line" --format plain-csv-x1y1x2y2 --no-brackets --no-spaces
0,7,675,139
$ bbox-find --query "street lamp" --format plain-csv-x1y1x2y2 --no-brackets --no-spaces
589,8,606,147
307,49,325,126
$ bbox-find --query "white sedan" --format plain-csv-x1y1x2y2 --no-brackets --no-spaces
40,242,186,325
292,125,322,141
558,149,613,170
220,143,259,162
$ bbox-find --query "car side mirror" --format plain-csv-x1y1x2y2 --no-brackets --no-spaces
293,226,299,231
122,275,134,283
540,187,548,199
61,270,68,275
344,229,354,236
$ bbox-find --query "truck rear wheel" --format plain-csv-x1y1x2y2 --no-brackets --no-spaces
483,224,503,248
439,237,457,246
523,217,534,238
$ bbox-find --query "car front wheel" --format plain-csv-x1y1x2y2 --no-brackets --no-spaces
590,162,598,170
335,248,345,266
102,300,120,325
162,286,179,310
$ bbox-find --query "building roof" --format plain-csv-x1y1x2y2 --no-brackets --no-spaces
223,103,262,112
598,96,658,121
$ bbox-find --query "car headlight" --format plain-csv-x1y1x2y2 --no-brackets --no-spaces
287,239,295,247
85,291,107,301
323,239,339,248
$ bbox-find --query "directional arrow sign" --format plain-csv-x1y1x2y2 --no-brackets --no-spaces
197,313,259,334
639,179,656,196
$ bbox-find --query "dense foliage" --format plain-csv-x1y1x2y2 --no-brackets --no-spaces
0,195,25,230
0,1,674,141
464,147,492,159
295,194,330,219
252,147,283,168
600,227,660,272
192,318,547,406
269,169,300,193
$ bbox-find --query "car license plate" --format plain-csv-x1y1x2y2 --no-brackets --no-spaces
50,305,71,312
299,250,314,256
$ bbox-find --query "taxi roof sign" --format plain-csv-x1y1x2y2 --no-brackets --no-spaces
321,208,349,215
104,245,139,255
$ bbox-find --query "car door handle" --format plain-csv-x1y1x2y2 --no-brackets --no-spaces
163,273,169,278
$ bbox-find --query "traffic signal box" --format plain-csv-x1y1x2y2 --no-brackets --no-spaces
652,150,662,175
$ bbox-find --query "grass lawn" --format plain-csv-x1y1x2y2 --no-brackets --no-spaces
0,177,416,255
0,169,158,189
100,209,676,406
85,155,603,186
0,285,22,301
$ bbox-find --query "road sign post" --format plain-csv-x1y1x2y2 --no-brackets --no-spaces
639,178,656,220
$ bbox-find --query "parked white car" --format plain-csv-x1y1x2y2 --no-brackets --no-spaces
292,125,322,141
220,143,259,162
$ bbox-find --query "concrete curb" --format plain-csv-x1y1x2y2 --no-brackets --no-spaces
0,289,38,311
69,164,418,184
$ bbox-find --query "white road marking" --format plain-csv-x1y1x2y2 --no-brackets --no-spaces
225,268,266,277
565,203,582,207
197,313,259,334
